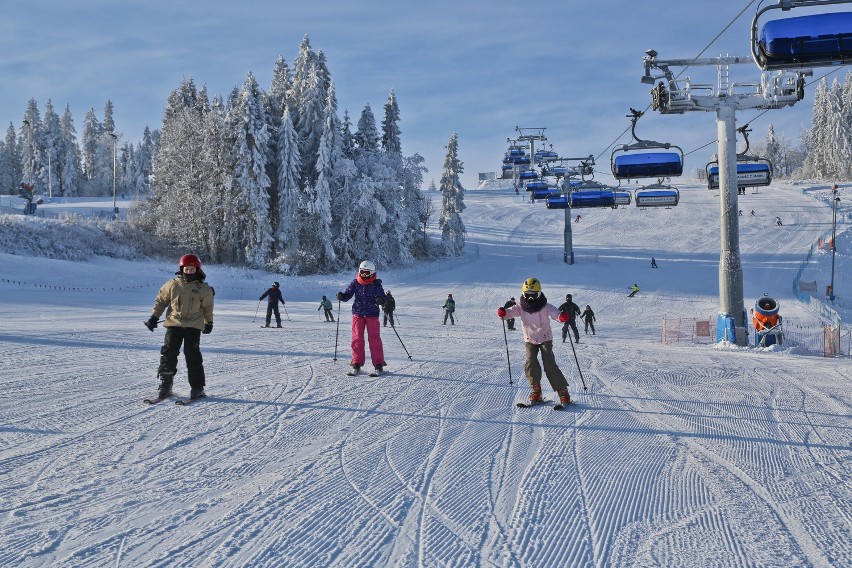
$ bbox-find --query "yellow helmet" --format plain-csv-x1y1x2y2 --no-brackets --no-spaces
522,277,542,295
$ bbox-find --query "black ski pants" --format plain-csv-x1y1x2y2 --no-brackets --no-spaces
266,303,281,325
383,310,395,327
562,320,580,342
158,327,205,388
323,308,335,322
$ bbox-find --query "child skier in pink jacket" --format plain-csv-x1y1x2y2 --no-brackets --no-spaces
498,277,571,406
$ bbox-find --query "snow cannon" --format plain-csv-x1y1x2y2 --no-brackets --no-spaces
753,295,782,347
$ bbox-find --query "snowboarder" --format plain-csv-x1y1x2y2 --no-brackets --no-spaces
318,295,334,322
144,254,214,400
259,282,285,327
497,277,571,406
750,210,756,216
580,305,596,335
775,216,783,226
628,283,640,298
558,293,581,343
383,290,396,327
336,260,387,375
443,294,456,325
651,257,658,268
503,297,517,330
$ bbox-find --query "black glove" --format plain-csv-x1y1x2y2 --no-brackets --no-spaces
375,296,385,306
258,296,263,301
203,322,213,334
144,316,158,332
336,292,345,301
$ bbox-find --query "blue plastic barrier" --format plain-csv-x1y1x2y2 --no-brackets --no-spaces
759,12,852,68
612,152,683,179
545,195,570,209
570,190,616,209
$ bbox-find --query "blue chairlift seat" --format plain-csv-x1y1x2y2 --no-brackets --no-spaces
532,188,562,200
519,170,539,180
570,190,616,209
525,180,549,191
502,163,513,171
613,152,683,179
513,156,530,165
707,162,772,190
635,188,679,208
545,195,570,209
534,150,558,162
550,166,569,176
758,12,852,69
614,191,632,206
509,148,526,157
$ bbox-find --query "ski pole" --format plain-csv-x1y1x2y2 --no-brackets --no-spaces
566,332,587,391
283,304,291,321
333,299,342,361
389,322,412,360
502,319,513,385
252,300,262,323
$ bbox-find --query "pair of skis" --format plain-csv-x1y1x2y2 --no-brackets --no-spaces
346,368,383,378
516,399,572,411
143,394,206,406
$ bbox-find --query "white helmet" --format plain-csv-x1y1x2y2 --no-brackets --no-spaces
359,260,376,276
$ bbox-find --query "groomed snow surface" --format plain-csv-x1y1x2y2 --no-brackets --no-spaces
1,182,850,567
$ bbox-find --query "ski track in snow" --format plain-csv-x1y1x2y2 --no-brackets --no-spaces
0,182,850,567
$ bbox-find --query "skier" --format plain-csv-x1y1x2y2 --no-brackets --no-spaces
144,254,214,401
503,297,517,330
750,210,756,216
651,257,658,268
497,277,571,406
628,283,640,298
775,216,783,226
336,260,387,375
575,214,581,222
318,295,334,322
580,305,596,335
383,290,396,327
443,294,456,325
259,282,285,327
558,293,581,343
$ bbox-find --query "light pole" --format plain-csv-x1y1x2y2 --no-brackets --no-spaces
829,185,840,302
109,132,118,220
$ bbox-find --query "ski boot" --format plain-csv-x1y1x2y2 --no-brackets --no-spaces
157,373,175,399
276,323,283,328
190,387,206,400
262,323,271,328
557,388,571,406
529,384,543,403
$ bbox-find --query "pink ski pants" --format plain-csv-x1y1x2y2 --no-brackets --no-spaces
350,315,385,366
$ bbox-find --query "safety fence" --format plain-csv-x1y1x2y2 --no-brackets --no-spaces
0,277,155,292
661,316,850,356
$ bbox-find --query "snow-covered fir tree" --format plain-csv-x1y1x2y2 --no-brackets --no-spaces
1,124,21,195
763,124,782,179
275,107,302,257
227,72,273,267
439,132,466,256
58,104,82,197
355,104,380,152
19,100,44,193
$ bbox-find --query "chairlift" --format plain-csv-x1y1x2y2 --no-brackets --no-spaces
705,125,773,190
532,188,562,200
614,191,632,206
519,169,540,181
634,182,680,208
545,195,569,209
570,189,617,209
534,149,559,162
611,108,684,180
525,180,550,191
752,1,852,71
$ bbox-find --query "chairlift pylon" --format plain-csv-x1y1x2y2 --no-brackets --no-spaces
611,108,684,180
752,0,852,71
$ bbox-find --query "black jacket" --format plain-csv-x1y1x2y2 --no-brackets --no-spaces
558,301,580,322
260,287,284,305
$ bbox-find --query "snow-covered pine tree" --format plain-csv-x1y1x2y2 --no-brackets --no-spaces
306,82,340,269
803,79,831,179
355,104,380,152
1,124,22,194
402,153,428,257
80,107,100,193
377,90,411,266
20,100,44,194
382,90,402,154
198,96,234,262
296,67,325,188
340,109,355,159
58,104,82,197
41,100,61,198
763,124,782,179
439,132,466,256
227,72,273,267
276,106,302,257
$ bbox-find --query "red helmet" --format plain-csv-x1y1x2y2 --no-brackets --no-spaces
179,254,201,269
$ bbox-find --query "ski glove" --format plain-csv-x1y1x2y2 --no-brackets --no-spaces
144,316,158,332
203,322,213,334
375,296,385,306
558,312,569,323
497,307,507,318
336,292,345,301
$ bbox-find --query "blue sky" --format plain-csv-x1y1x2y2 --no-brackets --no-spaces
0,1,842,189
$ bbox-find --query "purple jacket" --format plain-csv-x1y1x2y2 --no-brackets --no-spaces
341,278,386,317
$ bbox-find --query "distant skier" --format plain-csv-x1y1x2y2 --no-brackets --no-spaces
259,282,285,327
144,254,214,401
775,216,783,226
383,290,396,327
558,293,581,343
497,277,571,407
318,295,334,322
503,297,517,330
628,283,640,298
443,294,456,325
750,210,756,216
575,214,582,222
739,209,743,216
651,257,658,268
580,305,596,335
336,260,386,375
